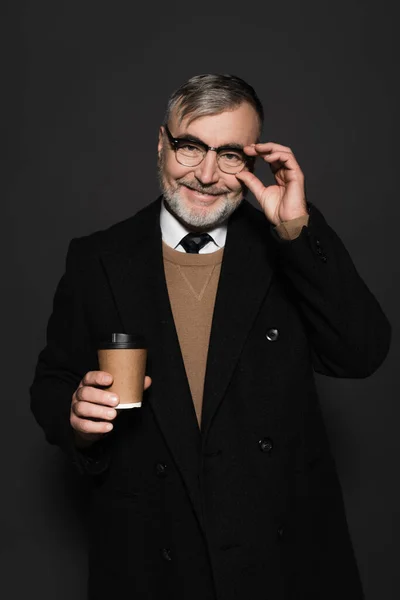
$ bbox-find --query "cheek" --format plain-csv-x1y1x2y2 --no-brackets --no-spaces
224,175,243,193
162,153,191,182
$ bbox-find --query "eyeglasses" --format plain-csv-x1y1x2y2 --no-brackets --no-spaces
163,124,253,175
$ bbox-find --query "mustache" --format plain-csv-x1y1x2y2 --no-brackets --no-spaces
178,178,230,196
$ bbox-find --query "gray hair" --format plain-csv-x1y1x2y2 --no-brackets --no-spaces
163,73,264,138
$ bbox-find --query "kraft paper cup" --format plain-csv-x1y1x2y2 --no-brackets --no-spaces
97,333,147,409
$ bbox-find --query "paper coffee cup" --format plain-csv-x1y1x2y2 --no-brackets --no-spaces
97,333,147,409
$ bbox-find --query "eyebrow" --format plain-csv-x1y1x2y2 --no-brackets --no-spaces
177,132,244,151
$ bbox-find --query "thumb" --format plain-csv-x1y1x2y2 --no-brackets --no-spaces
235,171,265,201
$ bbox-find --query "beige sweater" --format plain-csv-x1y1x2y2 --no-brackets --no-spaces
163,242,224,426
162,214,309,428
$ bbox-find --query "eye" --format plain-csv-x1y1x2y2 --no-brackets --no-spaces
178,142,202,153
220,152,243,163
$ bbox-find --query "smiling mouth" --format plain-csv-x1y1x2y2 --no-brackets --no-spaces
183,185,223,197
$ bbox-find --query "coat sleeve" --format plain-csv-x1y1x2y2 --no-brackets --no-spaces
29,237,112,477
269,201,391,378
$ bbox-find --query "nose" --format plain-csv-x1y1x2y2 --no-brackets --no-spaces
194,150,220,185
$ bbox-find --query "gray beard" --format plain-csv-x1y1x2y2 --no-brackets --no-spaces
157,152,244,232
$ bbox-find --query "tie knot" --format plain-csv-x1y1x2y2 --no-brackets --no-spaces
180,232,213,254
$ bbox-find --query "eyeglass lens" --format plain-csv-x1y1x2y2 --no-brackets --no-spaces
175,141,245,173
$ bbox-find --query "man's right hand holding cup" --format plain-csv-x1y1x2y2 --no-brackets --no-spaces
71,371,152,448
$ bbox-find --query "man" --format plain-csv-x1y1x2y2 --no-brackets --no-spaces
30,74,391,599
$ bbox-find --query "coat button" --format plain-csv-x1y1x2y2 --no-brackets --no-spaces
155,463,167,477
259,437,273,453
161,548,172,561
266,328,279,342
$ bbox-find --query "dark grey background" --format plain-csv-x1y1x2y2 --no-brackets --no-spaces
3,1,398,598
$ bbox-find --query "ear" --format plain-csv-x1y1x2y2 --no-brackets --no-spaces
158,125,165,154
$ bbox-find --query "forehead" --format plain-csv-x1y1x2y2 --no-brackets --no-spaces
169,102,260,146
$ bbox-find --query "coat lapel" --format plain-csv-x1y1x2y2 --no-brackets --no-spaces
200,201,275,438
99,198,203,526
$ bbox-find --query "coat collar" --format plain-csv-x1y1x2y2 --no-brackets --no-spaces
99,196,276,527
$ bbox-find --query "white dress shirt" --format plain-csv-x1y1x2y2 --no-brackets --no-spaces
160,199,227,253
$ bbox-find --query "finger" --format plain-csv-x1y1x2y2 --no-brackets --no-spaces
235,170,266,198
243,145,263,156
73,400,117,421
144,375,152,390
263,151,291,164
244,142,292,155
81,371,113,388
261,151,299,171
255,142,292,152
75,385,119,407
71,415,114,435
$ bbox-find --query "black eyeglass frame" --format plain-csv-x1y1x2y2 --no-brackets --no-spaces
163,123,255,174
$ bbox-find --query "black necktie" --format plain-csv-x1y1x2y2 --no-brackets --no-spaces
179,232,213,254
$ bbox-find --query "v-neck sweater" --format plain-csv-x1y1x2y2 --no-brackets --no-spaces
162,241,224,428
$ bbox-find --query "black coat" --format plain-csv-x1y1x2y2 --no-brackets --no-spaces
30,197,391,599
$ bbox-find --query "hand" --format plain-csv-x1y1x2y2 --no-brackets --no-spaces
235,142,308,226
70,370,152,447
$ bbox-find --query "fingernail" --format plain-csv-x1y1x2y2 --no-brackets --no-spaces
109,395,119,404
105,424,113,432
103,375,112,384
107,410,115,418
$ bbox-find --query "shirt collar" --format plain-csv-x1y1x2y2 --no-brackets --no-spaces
160,198,227,252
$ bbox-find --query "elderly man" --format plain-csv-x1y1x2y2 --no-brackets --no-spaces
30,73,391,599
